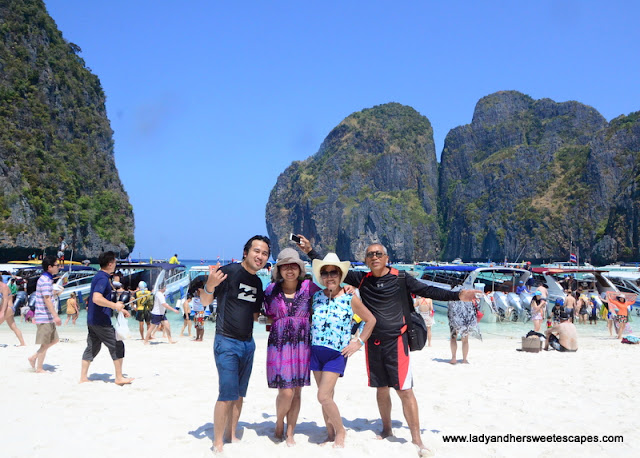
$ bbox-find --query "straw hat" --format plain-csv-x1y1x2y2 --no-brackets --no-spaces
312,253,350,286
272,248,306,282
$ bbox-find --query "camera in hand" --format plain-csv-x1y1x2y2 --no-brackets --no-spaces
289,233,301,244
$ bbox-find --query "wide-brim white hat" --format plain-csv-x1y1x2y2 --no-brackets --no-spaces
312,253,350,287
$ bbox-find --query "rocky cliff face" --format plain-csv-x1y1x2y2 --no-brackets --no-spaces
590,112,640,263
0,0,134,260
439,90,610,262
266,91,640,264
265,103,440,261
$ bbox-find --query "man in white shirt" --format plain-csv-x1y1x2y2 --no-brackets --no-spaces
143,285,180,344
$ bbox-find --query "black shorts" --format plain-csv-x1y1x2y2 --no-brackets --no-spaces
82,325,125,361
365,333,412,390
136,310,150,323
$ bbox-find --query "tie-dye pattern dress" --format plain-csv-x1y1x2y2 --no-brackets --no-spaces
264,280,320,389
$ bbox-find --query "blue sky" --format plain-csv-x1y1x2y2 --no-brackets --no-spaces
43,0,640,260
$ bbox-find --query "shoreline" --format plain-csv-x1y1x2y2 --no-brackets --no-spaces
1,324,637,457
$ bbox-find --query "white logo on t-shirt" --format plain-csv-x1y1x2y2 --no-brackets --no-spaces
238,283,257,302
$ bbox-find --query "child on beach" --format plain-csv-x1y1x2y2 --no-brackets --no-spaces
64,292,79,325
187,279,205,341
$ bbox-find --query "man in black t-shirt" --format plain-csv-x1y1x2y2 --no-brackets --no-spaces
299,237,480,456
201,235,270,454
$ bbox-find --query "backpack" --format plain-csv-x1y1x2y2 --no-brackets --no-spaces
136,290,152,311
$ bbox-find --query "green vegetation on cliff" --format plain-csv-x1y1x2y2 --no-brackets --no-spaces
266,102,441,261
0,0,134,255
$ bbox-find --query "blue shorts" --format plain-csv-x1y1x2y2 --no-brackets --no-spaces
310,345,347,376
150,314,166,325
214,335,256,401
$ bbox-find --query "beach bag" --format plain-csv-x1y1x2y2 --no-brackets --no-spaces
397,271,428,352
407,309,428,351
115,311,131,341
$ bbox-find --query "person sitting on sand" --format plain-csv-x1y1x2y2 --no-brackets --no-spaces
79,251,134,385
544,312,578,352
144,284,180,344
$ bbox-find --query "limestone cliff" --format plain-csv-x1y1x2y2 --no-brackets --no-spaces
0,0,134,260
265,103,440,261
590,112,640,263
439,90,611,262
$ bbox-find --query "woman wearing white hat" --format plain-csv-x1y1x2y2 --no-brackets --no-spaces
310,253,376,448
263,248,320,445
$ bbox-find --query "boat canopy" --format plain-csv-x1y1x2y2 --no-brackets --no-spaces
116,262,185,270
421,265,479,272
531,267,605,274
59,265,97,272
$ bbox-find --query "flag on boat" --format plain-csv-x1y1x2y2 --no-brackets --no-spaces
569,253,577,263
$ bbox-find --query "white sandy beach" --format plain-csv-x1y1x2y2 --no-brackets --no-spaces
0,320,638,458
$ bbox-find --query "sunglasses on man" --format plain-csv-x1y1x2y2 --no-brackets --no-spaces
365,251,386,259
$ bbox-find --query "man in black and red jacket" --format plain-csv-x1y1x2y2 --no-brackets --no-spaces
296,235,480,456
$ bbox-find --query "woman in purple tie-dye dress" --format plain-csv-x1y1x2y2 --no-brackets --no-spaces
263,248,320,445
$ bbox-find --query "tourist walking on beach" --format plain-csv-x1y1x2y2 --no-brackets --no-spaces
201,235,271,454
0,278,26,346
415,296,434,347
144,284,180,344
135,281,152,339
263,248,320,445
529,291,546,332
448,298,482,364
179,291,193,338
310,253,375,448
186,278,206,341
298,236,481,456
28,256,62,372
64,291,79,325
79,251,133,385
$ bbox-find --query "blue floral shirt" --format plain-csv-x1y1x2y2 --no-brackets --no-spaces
311,291,354,352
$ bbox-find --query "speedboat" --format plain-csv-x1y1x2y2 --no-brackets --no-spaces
116,262,190,305
530,268,618,317
418,265,531,322
55,265,98,308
